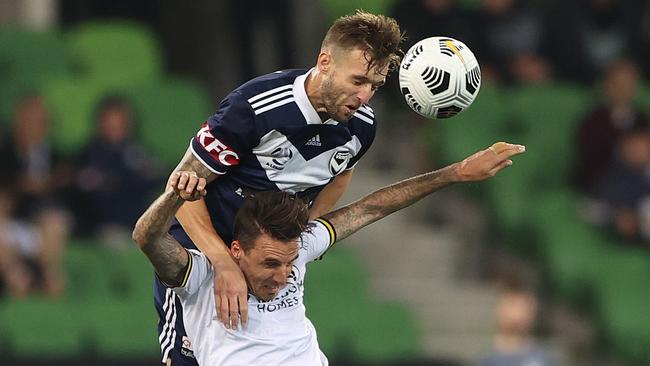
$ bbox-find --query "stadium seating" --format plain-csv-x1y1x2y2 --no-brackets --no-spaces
486,84,589,234
0,27,70,123
438,84,507,164
0,242,419,362
305,247,420,362
437,82,650,364
65,22,163,88
43,78,109,154
126,79,212,168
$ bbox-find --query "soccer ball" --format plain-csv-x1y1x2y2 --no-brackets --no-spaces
399,36,481,119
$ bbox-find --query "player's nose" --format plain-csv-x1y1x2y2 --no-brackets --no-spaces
272,269,289,286
356,85,373,105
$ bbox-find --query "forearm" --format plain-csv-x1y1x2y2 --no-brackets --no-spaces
173,147,218,183
176,199,233,266
322,164,461,240
133,189,189,286
309,170,353,219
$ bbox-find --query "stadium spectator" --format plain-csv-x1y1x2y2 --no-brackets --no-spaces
133,142,525,366
470,0,551,84
543,0,647,84
590,127,650,244
479,286,557,366
573,59,648,194
0,94,71,297
74,96,162,248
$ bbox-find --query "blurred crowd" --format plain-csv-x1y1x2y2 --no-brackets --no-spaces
390,0,649,86
390,0,650,248
0,93,162,298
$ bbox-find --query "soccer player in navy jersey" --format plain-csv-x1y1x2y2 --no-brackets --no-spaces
151,11,405,365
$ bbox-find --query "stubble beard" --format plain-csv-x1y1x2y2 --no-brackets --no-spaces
321,76,350,123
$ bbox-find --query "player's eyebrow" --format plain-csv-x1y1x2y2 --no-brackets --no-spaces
263,253,299,264
352,75,385,87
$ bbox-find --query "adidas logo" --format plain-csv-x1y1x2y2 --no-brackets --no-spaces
305,134,322,146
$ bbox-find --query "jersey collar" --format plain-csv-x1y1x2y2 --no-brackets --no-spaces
293,69,336,125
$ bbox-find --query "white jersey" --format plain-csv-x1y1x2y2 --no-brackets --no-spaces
172,219,336,366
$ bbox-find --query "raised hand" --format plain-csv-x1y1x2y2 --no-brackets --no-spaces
214,260,249,330
168,171,208,201
455,142,526,182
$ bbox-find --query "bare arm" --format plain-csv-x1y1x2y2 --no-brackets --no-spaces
308,169,354,219
322,143,526,241
133,168,208,287
173,147,249,329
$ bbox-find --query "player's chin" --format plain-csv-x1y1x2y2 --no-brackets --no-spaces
332,108,354,122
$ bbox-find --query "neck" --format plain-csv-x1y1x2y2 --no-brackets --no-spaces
305,68,328,116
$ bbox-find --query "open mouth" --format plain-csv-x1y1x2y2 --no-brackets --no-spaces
345,105,359,114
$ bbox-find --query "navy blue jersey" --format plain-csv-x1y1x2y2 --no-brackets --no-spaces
170,69,376,246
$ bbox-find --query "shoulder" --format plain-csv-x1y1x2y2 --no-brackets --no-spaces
234,69,307,103
347,104,377,141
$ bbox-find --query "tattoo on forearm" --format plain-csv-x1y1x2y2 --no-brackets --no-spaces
133,189,187,285
174,148,214,180
323,165,457,241
141,233,189,287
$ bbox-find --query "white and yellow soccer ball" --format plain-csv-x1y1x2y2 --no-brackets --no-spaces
399,36,481,119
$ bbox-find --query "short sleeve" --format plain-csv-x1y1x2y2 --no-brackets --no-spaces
299,218,337,264
190,91,257,175
172,249,213,299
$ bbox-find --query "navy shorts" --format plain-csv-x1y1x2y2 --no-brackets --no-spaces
154,275,198,365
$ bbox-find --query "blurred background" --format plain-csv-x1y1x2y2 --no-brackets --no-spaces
0,0,649,365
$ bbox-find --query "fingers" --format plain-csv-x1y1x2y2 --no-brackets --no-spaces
170,171,207,200
229,298,239,330
489,142,526,159
218,294,230,329
488,159,513,176
238,294,249,327
169,172,181,188
216,292,223,323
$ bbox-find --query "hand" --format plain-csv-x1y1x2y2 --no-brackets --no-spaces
455,142,525,182
167,171,207,201
213,257,249,330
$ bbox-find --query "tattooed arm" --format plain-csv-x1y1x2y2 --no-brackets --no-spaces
133,149,208,287
322,142,526,241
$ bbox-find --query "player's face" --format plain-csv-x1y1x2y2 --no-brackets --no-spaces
321,48,387,122
234,233,300,301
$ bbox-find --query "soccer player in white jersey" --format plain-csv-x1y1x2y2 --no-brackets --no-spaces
134,142,525,366
153,11,404,365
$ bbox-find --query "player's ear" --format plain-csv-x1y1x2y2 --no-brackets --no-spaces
317,51,332,73
231,240,243,260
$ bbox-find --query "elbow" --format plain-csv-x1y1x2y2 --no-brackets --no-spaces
132,220,149,249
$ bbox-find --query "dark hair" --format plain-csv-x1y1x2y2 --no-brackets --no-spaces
233,191,311,252
321,10,404,74
94,94,134,121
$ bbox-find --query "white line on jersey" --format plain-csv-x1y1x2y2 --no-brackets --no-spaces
254,97,295,115
248,84,293,104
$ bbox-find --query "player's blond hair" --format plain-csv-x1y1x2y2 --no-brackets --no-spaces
322,10,404,74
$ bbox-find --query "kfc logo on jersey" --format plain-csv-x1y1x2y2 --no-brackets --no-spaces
197,123,240,166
